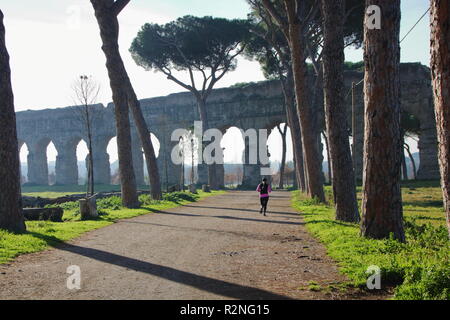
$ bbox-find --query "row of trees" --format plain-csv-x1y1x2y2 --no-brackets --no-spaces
243,0,449,240
244,0,362,227
0,1,449,239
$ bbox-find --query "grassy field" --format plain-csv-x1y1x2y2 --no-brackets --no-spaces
292,181,449,300
400,180,446,227
21,184,150,198
0,190,224,265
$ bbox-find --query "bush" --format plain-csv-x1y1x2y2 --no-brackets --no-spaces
45,201,78,211
139,194,163,206
162,191,199,203
45,191,202,213
97,196,122,210
396,264,450,300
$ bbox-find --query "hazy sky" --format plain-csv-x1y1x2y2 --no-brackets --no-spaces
2,0,430,167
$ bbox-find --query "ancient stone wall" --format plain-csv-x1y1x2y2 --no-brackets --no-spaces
15,63,439,188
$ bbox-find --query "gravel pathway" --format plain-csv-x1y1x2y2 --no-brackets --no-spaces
0,191,387,300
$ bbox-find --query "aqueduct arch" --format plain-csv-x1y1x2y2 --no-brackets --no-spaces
15,63,439,189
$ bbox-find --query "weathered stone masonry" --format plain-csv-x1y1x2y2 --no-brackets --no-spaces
15,63,439,189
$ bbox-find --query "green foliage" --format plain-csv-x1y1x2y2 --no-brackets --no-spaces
21,184,137,197
296,196,323,206
97,196,122,210
395,265,450,300
243,14,287,80
292,185,449,300
138,194,162,206
307,281,322,292
130,15,250,76
45,201,78,211
344,61,364,71
229,81,265,88
44,196,124,214
401,111,421,135
162,191,199,203
245,0,364,81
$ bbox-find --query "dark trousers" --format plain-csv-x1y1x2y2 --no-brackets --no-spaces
260,197,269,211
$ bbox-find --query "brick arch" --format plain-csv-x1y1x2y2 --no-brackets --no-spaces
15,63,438,185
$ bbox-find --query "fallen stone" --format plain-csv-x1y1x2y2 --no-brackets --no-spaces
79,195,98,220
189,184,197,194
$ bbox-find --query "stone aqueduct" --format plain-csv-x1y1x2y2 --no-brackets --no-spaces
16,63,439,189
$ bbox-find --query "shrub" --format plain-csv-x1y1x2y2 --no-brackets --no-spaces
162,191,199,203
396,264,450,300
45,201,78,211
139,194,163,206
97,196,122,210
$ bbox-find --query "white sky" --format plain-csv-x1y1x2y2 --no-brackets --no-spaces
4,0,429,166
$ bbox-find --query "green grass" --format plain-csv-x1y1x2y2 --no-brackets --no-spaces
292,183,449,300
347,181,446,228
0,190,224,265
21,184,150,198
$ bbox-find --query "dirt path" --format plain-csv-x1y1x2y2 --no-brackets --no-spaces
0,191,385,300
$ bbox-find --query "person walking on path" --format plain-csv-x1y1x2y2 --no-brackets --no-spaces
256,178,272,216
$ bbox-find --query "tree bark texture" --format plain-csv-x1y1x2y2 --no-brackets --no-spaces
277,124,287,189
0,10,26,233
284,0,325,202
282,69,306,192
91,0,161,204
361,0,404,241
430,0,450,237
197,99,218,190
321,0,359,222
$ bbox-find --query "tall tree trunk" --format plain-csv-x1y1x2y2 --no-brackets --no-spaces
401,152,408,180
91,0,161,202
197,99,218,190
430,0,450,237
126,88,162,199
292,155,298,189
277,124,287,189
294,126,306,191
361,0,404,241
161,118,169,192
321,0,359,222
0,10,26,233
284,0,325,202
90,0,139,208
85,103,94,196
401,151,408,180
303,140,310,194
181,141,185,190
191,136,195,185
283,72,306,192
296,122,306,192
404,142,417,180
321,131,332,184
400,130,408,180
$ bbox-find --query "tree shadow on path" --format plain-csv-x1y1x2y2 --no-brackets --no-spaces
183,204,302,217
155,210,304,226
56,243,291,300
